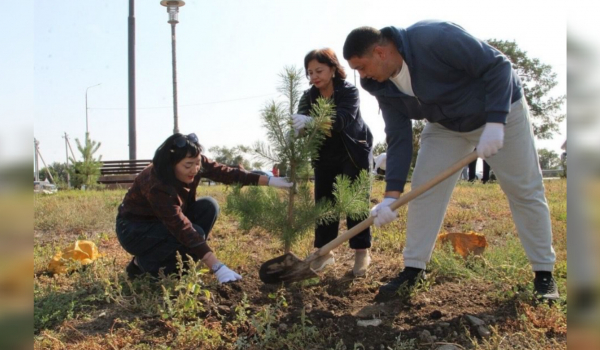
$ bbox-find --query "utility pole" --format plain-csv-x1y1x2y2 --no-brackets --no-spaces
34,138,40,181
38,149,54,184
63,132,71,188
34,139,54,183
66,136,77,161
128,0,137,160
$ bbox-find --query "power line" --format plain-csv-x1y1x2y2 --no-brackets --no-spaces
89,93,277,110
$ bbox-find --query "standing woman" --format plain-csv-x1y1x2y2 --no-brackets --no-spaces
116,133,292,283
292,48,374,277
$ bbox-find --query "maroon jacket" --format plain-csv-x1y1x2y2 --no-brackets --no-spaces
118,155,260,258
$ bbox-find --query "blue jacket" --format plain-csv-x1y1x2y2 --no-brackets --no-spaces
298,79,373,169
361,20,523,192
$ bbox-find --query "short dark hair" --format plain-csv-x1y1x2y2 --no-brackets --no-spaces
304,48,347,82
152,133,203,185
343,26,389,60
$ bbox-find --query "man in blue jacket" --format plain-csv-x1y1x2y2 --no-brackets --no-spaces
343,21,559,301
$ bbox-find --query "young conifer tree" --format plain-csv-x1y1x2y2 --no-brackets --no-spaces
226,66,371,254
69,133,103,189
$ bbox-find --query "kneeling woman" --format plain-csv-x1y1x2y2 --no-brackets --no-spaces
116,133,292,283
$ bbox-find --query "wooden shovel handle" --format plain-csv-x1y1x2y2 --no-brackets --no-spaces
314,151,478,258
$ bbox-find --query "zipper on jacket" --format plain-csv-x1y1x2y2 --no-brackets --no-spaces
415,96,422,106
340,136,360,170
405,61,422,107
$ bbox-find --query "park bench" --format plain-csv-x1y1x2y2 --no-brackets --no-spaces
98,159,215,188
98,159,151,188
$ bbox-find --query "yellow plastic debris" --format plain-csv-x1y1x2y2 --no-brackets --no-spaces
438,231,487,258
47,240,102,274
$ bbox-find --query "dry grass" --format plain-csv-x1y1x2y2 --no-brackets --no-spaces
32,179,567,349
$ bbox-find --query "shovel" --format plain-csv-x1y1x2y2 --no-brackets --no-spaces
259,151,478,284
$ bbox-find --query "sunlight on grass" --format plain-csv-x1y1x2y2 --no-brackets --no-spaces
34,190,125,235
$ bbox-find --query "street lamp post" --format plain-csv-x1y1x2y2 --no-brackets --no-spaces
85,83,102,136
160,0,185,134
128,0,137,160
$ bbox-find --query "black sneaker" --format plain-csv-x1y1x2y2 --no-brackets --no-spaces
534,271,559,301
377,267,425,300
126,257,144,280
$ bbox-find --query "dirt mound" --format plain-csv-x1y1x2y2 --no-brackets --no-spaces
204,249,511,348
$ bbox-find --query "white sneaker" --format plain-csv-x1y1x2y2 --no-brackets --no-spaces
310,251,335,272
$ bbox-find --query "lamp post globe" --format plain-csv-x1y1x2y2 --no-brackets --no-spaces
160,0,185,23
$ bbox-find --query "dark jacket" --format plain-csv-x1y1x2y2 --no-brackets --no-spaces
298,79,373,169
361,20,523,192
118,155,260,258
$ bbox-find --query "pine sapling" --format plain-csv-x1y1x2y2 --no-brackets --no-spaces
226,66,372,255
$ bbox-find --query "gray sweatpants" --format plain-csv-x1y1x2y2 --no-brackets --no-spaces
403,98,556,272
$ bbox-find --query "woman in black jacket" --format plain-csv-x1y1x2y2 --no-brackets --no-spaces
292,48,374,276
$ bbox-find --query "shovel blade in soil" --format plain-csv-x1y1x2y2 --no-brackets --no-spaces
259,252,318,284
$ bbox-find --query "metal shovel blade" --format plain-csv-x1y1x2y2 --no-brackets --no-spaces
259,252,318,284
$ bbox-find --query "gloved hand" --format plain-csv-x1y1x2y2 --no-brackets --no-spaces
373,153,387,173
268,176,293,188
291,114,311,132
213,263,242,284
370,197,398,227
476,123,504,159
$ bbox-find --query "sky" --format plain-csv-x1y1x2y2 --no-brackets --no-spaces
9,0,569,168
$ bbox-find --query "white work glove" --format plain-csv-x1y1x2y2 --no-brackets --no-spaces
476,123,504,159
291,114,311,132
213,263,242,284
373,153,387,173
370,197,398,227
268,176,293,188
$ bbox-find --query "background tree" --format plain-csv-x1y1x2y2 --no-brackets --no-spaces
375,120,424,177
208,145,253,170
486,39,566,139
372,118,424,174
372,142,387,157
411,120,426,170
560,150,567,178
39,162,70,188
69,134,102,189
251,161,265,171
537,148,561,170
